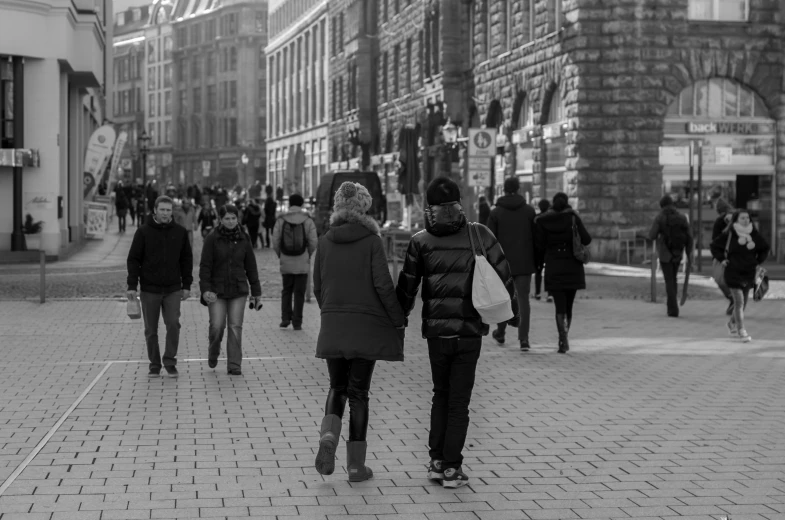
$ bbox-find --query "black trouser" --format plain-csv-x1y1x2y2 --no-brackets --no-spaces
264,227,272,247
660,261,681,316
281,273,307,325
550,289,577,322
247,224,259,247
535,267,544,295
427,337,481,469
117,214,126,232
325,358,376,441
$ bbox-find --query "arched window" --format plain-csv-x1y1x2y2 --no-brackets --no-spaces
545,89,565,123
667,78,769,119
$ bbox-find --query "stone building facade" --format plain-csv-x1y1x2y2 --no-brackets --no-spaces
266,0,329,199
473,0,785,260
171,0,268,189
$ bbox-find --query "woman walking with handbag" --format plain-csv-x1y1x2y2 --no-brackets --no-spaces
534,192,592,353
199,204,262,375
710,209,769,342
312,182,405,482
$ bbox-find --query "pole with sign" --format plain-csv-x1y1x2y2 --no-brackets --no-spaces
467,128,496,189
696,141,703,273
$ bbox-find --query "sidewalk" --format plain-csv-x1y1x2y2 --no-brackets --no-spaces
0,297,783,519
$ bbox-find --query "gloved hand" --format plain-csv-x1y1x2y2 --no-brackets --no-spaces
249,296,263,311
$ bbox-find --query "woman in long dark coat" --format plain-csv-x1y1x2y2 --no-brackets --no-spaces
535,192,592,353
710,209,769,342
312,182,405,482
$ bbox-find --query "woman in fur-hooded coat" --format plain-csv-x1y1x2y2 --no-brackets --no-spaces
312,181,405,481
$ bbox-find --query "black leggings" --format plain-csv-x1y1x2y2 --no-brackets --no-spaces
325,358,376,441
550,290,577,322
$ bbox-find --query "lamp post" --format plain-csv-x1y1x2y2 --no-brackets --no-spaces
138,131,151,219
241,153,249,189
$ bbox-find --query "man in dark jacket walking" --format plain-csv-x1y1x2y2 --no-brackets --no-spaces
127,196,194,377
487,176,536,351
396,177,516,489
711,198,734,314
478,196,490,226
648,195,693,318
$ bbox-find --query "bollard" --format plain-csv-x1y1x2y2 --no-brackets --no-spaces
650,241,657,303
39,249,46,304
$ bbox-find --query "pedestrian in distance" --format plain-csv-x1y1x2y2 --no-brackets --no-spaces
276,185,284,211
396,176,517,488
273,193,318,330
710,209,769,343
487,176,536,352
534,198,552,303
711,198,735,315
249,180,263,204
648,195,693,318
478,196,491,226
173,199,197,248
115,183,129,233
199,204,263,375
243,198,263,249
198,198,218,238
534,192,592,353
135,198,146,226
127,196,194,378
263,185,277,248
312,181,405,482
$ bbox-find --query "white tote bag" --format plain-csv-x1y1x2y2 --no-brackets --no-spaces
467,223,513,324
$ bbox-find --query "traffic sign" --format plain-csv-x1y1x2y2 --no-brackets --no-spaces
468,157,492,187
468,128,497,158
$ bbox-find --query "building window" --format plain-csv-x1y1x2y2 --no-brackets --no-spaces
148,93,155,117
338,78,343,118
207,85,217,111
192,121,200,148
229,47,237,71
163,36,172,60
227,117,238,146
339,12,344,48
382,52,388,102
222,13,238,36
193,87,202,113
178,121,187,149
165,121,171,145
668,78,768,118
206,52,216,76
547,0,562,33
504,0,512,51
191,24,201,45
177,59,187,82
689,0,748,20
207,119,215,147
393,45,400,98
332,79,337,119
431,3,439,75
148,40,157,63
165,91,172,115
191,57,201,80
382,0,388,22
178,90,187,113
405,39,412,93
163,64,172,88
229,81,237,108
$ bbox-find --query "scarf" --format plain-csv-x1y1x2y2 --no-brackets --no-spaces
218,224,242,241
733,222,755,250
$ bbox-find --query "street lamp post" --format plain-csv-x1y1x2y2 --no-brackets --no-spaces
138,131,151,220
241,153,249,189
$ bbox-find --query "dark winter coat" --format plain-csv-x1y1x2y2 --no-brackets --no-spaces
314,210,405,361
712,213,732,241
478,201,491,226
648,206,694,263
534,208,592,292
396,204,517,339
710,226,769,289
263,197,277,229
198,207,218,231
243,201,262,230
487,194,536,276
127,218,194,294
115,191,129,212
199,226,262,300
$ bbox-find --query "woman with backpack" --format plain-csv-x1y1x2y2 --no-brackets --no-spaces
199,204,262,375
313,181,405,482
710,209,769,343
272,193,318,330
534,192,592,353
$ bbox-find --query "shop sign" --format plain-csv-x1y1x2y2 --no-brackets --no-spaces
0,148,41,168
85,202,109,240
371,155,382,166
659,146,690,166
714,146,733,165
512,128,532,145
120,158,132,169
542,122,565,140
686,122,764,135
468,129,497,158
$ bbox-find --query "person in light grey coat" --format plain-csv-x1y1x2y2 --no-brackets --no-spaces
272,193,318,329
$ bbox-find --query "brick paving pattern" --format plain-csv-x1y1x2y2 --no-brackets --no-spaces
0,295,783,519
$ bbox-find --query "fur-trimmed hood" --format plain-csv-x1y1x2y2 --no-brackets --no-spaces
326,209,380,243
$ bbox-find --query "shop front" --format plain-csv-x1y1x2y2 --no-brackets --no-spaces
662,78,776,253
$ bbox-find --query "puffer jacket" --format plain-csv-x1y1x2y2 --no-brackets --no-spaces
272,206,318,274
396,203,517,339
199,226,262,300
487,193,537,275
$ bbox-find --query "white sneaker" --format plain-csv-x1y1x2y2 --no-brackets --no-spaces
738,329,752,343
727,320,738,337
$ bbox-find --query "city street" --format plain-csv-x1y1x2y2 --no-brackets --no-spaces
0,231,784,519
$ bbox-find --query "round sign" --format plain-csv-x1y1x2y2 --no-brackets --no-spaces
473,131,493,149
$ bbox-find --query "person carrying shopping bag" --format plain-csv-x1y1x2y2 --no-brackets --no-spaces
710,209,769,343
199,204,263,375
313,182,405,482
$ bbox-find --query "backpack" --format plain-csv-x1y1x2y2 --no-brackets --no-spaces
279,218,308,256
664,211,688,259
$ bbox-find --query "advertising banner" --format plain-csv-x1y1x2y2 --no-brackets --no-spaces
107,131,128,186
83,125,117,198
85,202,109,239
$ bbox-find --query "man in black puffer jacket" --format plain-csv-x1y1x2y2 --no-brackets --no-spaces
127,196,194,378
396,177,516,490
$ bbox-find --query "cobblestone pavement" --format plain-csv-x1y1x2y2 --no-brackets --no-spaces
0,296,783,519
